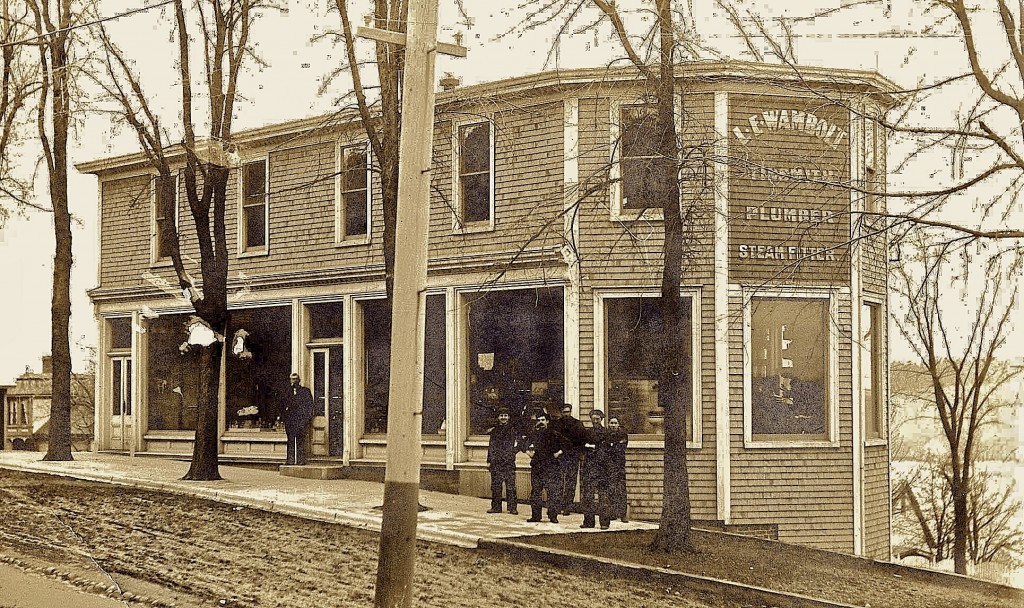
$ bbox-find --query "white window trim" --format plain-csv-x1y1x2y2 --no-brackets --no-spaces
150,173,180,267
742,288,840,449
335,142,372,247
593,288,702,447
451,118,495,234
609,100,666,222
861,296,887,446
238,157,270,257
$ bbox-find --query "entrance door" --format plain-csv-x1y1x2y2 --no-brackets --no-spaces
310,347,344,457
109,357,133,451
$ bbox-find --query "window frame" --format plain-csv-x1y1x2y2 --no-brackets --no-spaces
593,288,702,447
451,118,495,233
238,158,269,256
742,289,840,448
610,101,667,221
335,143,372,246
151,172,180,266
861,299,885,443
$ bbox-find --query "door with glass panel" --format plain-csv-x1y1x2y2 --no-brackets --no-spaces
109,357,133,451
310,346,344,457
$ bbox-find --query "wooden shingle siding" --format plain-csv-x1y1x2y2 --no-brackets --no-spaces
863,445,891,559
100,175,152,288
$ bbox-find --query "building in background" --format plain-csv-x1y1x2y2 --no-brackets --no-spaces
79,62,894,558
3,356,95,452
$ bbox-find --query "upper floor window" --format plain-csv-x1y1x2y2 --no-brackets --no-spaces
337,144,370,243
618,104,661,213
153,173,178,263
454,120,494,230
241,159,268,253
862,302,883,439
747,295,835,445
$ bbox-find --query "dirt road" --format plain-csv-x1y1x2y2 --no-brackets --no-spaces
0,469,711,607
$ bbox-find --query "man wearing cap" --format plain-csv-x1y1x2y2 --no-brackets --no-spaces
551,402,586,515
525,412,566,523
580,409,611,529
282,372,314,466
605,416,630,524
486,409,522,514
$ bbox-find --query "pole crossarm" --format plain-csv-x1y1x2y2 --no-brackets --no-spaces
356,26,467,57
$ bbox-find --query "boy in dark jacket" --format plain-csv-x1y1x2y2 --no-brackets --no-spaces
580,409,610,528
605,416,630,524
486,409,521,514
551,403,587,514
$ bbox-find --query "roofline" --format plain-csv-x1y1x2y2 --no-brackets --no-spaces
76,60,898,176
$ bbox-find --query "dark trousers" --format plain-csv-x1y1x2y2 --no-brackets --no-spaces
559,452,581,512
581,467,610,527
529,466,561,521
286,428,308,465
608,468,627,520
490,465,517,512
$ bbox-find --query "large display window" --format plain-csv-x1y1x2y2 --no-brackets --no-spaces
146,314,199,431
225,306,292,430
749,297,829,441
467,287,564,436
361,295,447,436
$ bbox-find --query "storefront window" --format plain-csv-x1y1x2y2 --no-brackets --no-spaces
468,287,564,436
225,306,292,430
361,295,447,435
750,298,828,440
146,314,199,431
604,296,693,436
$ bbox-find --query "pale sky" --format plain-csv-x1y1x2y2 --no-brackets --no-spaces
0,0,1018,384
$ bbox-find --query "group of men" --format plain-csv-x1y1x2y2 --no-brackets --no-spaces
487,403,629,529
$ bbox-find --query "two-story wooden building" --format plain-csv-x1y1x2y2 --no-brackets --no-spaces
79,62,895,558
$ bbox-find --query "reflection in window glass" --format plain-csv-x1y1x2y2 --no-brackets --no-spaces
309,301,344,341
620,105,660,210
109,317,132,351
751,298,828,439
341,145,368,238
361,295,447,435
242,160,267,250
458,122,491,224
605,297,692,436
862,303,882,438
468,288,564,436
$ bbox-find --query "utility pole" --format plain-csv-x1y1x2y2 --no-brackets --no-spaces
359,2,465,606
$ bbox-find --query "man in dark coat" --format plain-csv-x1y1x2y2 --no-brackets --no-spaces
525,412,566,523
580,409,611,529
282,372,315,465
486,409,522,514
605,416,630,524
550,402,586,515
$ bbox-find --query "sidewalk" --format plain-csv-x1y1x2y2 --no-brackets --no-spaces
0,451,653,549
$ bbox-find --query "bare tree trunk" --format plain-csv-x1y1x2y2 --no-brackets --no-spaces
184,341,224,481
951,476,969,574
650,0,693,554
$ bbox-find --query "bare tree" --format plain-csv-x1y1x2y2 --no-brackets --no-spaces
0,0,35,212
893,237,1020,574
96,0,266,480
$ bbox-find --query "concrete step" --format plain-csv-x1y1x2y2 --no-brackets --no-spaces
279,464,348,480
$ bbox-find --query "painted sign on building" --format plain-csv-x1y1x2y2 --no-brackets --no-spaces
729,95,851,285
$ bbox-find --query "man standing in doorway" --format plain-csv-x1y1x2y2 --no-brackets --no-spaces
282,372,314,465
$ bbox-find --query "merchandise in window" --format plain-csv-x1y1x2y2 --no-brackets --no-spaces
467,287,564,436
750,298,828,439
458,122,492,225
242,160,267,250
604,296,693,436
361,295,447,435
340,145,369,239
145,314,198,431
225,306,292,430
